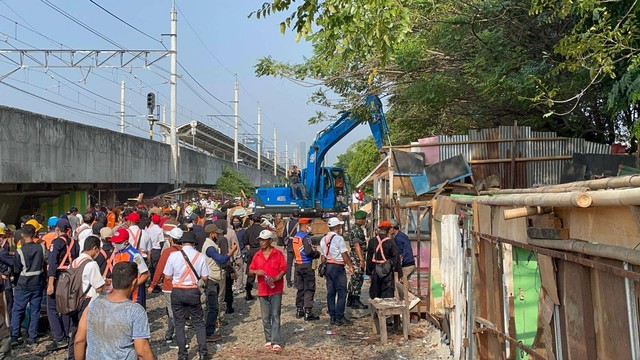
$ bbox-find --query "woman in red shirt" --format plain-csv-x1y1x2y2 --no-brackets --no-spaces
249,230,287,352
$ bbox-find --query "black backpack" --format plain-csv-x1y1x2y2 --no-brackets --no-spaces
55,257,92,315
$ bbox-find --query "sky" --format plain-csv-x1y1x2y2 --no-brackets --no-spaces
0,0,371,166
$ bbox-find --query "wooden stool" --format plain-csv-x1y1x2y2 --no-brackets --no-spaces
369,273,410,345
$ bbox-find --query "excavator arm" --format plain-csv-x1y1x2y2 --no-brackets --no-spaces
304,95,390,204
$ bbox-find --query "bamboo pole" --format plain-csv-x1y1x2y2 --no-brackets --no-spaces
503,206,552,220
480,175,640,195
528,238,640,267
588,187,640,206
452,192,592,208
480,187,590,195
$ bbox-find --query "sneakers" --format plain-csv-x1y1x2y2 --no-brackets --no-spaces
206,334,222,342
296,308,304,319
46,339,68,351
168,341,190,349
304,308,320,321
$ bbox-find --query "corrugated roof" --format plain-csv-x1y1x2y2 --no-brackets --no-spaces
420,125,612,189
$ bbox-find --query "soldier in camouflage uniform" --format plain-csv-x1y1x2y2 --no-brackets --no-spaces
347,210,368,309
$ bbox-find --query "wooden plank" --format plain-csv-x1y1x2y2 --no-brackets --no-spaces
531,214,563,229
484,209,504,359
591,258,632,360
433,196,457,221
538,255,560,305
557,260,596,360
569,206,640,248
508,296,516,360
527,227,570,240
492,205,528,245
474,202,489,360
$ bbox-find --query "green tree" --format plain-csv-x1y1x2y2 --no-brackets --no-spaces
215,167,255,197
335,137,380,193
255,0,637,146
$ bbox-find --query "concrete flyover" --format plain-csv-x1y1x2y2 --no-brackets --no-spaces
0,105,280,222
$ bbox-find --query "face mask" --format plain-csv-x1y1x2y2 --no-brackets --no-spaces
186,223,194,229
232,222,240,228
114,243,126,251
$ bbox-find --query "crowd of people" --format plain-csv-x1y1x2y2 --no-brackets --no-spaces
0,198,415,359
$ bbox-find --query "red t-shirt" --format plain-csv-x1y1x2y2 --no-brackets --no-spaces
249,247,287,297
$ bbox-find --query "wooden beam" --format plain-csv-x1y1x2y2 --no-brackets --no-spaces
476,232,640,282
527,228,570,240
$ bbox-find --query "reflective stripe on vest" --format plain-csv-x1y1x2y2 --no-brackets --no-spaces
173,252,201,289
16,248,43,277
372,236,390,264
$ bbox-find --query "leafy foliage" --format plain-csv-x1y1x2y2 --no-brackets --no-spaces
215,167,256,197
254,0,640,161
335,137,380,193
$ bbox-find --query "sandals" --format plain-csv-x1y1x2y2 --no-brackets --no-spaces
272,344,282,352
264,342,272,349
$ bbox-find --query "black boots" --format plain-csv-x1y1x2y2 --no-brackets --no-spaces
304,308,320,321
296,308,304,319
351,297,368,310
347,295,368,309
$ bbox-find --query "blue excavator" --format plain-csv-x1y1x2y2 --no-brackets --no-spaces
254,95,390,215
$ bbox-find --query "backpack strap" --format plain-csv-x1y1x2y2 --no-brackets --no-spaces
324,234,341,264
58,235,75,270
72,257,94,297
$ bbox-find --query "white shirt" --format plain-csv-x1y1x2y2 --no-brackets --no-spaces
127,225,152,257
320,232,348,262
71,253,106,299
78,227,93,252
352,193,360,204
145,223,164,250
164,245,209,287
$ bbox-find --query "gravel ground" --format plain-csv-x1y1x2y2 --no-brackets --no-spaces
11,249,452,359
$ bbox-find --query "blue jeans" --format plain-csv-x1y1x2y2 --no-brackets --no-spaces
258,294,282,345
326,264,347,320
11,288,43,341
205,280,219,336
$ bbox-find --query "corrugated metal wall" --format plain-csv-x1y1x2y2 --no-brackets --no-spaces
422,126,612,189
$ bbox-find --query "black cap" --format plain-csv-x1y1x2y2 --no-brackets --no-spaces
180,231,197,244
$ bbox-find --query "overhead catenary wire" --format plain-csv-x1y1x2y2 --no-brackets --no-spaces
0,7,219,133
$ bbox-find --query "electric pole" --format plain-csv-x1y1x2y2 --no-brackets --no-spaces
257,106,261,170
273,127,277,177
234,76,239,164
119,80,125,134
169,4,179,187
285,140,289,171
